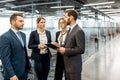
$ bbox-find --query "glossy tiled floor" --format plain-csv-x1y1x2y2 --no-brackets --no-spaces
82,34,120,80
1,34,120,80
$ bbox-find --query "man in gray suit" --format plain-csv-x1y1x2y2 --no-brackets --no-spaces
0,13,31,80
59,9,85,80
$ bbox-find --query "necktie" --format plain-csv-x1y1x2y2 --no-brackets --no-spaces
68,28,71,34
17,31,24,47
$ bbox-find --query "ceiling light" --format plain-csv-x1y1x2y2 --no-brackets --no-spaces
93,5,111,9
3,10,24,13
80,10,91,13
0,0,15,3
100,9,120,12
35,10,39,13
104,11,120,14
83,1,115,6
50,6,74,9
11,1,61,8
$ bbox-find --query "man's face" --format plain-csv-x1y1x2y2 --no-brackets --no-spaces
64,13,71,25
13,16,24,30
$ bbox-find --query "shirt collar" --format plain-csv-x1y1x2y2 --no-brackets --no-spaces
37,29,45,34
11,28,19,34
70,23,77,31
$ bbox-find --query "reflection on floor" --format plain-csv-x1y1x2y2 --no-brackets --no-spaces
82,34,120,80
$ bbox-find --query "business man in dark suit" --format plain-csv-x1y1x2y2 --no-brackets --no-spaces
59,9,85,80
0,13,31,80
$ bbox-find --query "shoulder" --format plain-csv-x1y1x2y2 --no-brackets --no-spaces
56,31,60,35
0,31,10,42
45,30,50,33
30,30,37,34
1,31,10,38
74,25,84,34
45,30,51,35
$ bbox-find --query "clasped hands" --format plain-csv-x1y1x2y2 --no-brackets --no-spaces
38,43,47,49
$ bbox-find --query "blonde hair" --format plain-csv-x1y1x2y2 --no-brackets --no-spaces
58,18,66,28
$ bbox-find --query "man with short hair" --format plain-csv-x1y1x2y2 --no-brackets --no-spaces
59,9,85,80
0,13,31,80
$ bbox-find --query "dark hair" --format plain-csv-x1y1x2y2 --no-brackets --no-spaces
36,17,45,24
10,13,23,24
65,9,78,21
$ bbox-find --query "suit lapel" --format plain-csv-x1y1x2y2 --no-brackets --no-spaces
64,24,78,45
9,29,25,47
45,30,49,43
35,30,40,44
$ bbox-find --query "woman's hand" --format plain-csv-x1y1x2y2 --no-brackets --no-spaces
38,43,47,49
52,42,60,47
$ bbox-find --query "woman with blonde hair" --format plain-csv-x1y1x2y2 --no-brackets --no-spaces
54,18,68,80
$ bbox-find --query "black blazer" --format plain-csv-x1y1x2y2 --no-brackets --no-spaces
28,30,51,60
55,31,60,42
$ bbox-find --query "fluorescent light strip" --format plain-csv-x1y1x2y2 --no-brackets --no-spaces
100,9,120,11
11,1,61,8
83,1,115,6
82,12,95,15
93,5,111,9
104,11,120,14
50,6,74,8
0,0,15,3
80,10,91,13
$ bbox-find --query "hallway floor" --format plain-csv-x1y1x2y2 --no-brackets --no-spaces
82,34,120,80
0,34,120,80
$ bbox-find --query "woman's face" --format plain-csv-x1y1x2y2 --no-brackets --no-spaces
38,19,45,29
59,19,67,29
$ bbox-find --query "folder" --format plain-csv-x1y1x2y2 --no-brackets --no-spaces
45,43,59,49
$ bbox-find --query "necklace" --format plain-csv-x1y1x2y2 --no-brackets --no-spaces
61,30,67,35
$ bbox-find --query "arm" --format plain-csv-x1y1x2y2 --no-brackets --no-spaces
0,36,15,78
28,32,39,49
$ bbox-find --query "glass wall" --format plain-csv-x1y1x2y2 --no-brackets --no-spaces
0,1,118,62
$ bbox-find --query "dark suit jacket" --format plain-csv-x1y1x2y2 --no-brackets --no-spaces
55,31,60,42
64,24,85,74
28,30,51,60
0,29,31,79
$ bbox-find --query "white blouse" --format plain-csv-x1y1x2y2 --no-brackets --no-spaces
58,31,67,46
37,29,48,54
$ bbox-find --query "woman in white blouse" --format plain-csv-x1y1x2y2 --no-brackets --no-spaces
28,17,51,80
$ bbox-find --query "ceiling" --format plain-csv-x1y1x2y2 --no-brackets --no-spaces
0,0,81,17
0,0,120,21
82,0,120,21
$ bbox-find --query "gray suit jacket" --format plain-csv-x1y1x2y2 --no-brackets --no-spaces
64,24,85,74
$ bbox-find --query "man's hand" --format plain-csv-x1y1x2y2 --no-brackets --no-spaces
10,75,19,80
58,47,66,55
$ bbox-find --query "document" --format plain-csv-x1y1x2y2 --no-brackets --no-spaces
45,43,59,49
